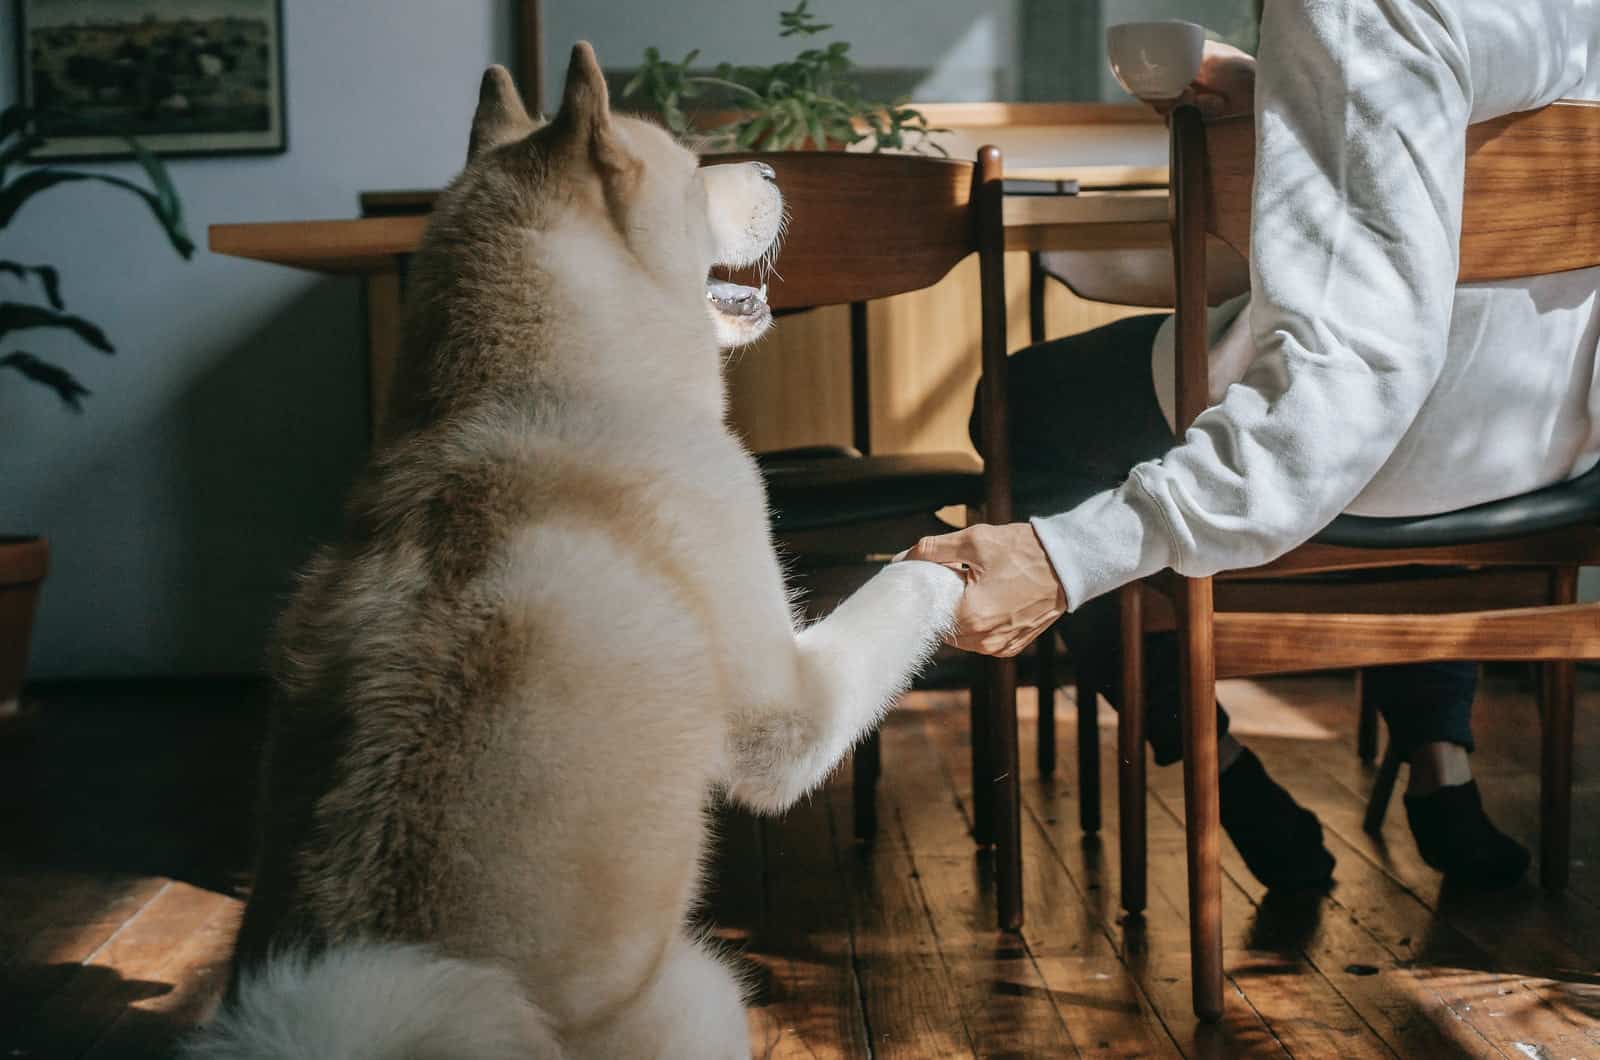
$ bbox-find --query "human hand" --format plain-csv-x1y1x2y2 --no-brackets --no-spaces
897,522,1067,657
1153,40,1256,119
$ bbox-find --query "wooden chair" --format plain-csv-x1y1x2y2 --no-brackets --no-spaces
1128,100,1600,1022
709,147,1028,930
1025,233,1250,836
1022,254,1117,835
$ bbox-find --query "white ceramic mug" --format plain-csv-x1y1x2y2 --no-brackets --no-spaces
1105,20,1206,102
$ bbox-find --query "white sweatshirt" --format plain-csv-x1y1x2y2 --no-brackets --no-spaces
1034,0,1600,610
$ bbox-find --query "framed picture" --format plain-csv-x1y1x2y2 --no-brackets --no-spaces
15,0,286,160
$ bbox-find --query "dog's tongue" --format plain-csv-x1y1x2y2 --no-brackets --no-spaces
707,278,768,318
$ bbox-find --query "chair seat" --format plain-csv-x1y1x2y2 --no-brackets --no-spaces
755,444,863,467
763,451,984,532
1316,459,1600,549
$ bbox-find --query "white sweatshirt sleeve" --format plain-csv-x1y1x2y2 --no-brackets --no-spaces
1032,0,1587,610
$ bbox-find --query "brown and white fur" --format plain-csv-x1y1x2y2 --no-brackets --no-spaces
183,44,962,1060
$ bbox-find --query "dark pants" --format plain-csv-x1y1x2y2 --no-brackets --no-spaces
976,314,1476,765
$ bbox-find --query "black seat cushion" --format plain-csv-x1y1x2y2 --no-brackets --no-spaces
755,444,863,467
1316,459,1600,548
763,451,984,532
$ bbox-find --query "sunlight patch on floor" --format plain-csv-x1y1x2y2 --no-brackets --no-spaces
903,677,1338,742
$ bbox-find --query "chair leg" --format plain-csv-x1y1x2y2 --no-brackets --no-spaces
852,728,881,843
1118,584,1147,916
1540,659,1576,892
1540,565,1580,892
1362,738,1404,836
987,655,1024,931
970,674,994,847
1356,670,1379,763
1078,671,1102,835
1177,575,1223,1023
1037,630,1057,777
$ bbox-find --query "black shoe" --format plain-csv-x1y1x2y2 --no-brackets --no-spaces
1404,780,1529,890
1219,748,1336,891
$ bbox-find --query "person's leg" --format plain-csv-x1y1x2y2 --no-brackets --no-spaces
1364,663,1529,887
975,315,1211,764
982,316,1332,889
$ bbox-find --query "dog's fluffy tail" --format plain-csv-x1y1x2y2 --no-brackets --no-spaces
181,942,563,1059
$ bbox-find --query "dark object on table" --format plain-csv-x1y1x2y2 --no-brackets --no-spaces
1001,177,1081,196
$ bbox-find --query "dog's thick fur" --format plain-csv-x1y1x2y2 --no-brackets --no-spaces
183,45,963,1059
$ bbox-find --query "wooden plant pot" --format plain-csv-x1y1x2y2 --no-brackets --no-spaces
0,536,48,716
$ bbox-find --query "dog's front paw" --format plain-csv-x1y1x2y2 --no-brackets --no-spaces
886,559,966,627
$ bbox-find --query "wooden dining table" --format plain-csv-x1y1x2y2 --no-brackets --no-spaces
208,163,1173,443
208,170,1169,269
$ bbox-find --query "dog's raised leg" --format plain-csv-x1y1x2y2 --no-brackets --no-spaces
724,560,963,814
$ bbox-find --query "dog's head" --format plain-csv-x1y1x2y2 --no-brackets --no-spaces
463,45,783,348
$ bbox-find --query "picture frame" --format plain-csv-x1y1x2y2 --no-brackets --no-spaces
14,0,287,161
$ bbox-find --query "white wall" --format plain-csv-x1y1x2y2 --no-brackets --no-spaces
1,1,513,676
547,0,1259,108
545,0,1021,106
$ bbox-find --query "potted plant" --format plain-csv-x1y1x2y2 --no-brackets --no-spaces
623,1,947,154
0,107,192,714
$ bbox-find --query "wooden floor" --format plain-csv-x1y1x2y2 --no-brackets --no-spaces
4,670,1600,1058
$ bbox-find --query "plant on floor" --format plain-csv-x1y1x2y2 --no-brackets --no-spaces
623,1,947,154
0,105,193,411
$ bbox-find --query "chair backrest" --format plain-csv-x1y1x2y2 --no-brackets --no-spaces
1170,99,1600,429
704,149,1001,310
706,147,1015,521
1189,100,1600,281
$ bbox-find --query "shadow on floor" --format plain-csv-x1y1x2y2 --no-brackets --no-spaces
0,680,267,895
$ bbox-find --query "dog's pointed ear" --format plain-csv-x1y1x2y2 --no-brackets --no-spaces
557,42,610,135
469,65,535,161
553,42,634,175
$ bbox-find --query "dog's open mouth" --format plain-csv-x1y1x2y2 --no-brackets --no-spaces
706,276,772,347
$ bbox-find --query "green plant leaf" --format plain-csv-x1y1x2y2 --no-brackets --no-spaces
0,169,195,257
116,135,193,258
735,115,772,149
0,262,64,309
690,76,767,106
0,302,113,353
630,1,949,157
805,110,826,149
1,351,90,410
768,110,798,150
661,101,689,136
779,0,831,37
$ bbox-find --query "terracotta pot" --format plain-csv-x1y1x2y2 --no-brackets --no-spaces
0,536,48,715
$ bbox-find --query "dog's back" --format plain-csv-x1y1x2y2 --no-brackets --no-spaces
188,49,773,1060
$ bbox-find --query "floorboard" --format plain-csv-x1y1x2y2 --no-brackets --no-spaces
3,669,1599,1058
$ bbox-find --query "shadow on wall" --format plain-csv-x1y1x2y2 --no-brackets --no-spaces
21,277,370,678
169,277,369,674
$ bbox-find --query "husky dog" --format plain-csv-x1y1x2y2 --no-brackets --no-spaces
184,44,963,1059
